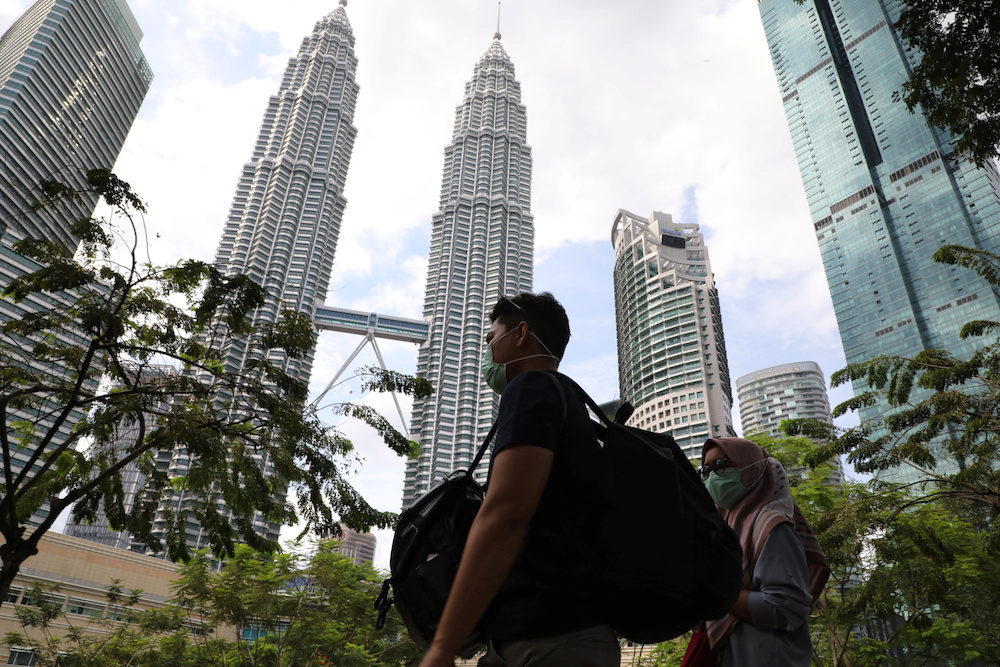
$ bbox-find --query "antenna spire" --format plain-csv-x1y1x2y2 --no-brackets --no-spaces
494,2,501,40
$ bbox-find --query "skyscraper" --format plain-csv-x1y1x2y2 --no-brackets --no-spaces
735,362,832,438
0,0,150,529
611,210,735,460
150,1,360,550
0,0,151,248
402,32,533,507
758,0,1000,482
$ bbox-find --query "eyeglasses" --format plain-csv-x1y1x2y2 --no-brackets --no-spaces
699,458,732,480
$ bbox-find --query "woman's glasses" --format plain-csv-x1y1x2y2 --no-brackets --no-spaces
699,458,732,480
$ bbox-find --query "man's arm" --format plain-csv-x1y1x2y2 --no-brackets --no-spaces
419,444,554,667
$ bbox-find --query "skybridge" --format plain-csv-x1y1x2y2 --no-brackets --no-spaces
312,305,429,435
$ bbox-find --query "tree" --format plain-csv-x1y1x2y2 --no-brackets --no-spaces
3,541,423,666
747,430,1000,666
789,245,1000,528
895,0,1000,166
0,170,431,607
790,0,1000,165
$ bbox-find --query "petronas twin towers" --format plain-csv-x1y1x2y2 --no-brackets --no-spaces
405,33,534,505
152,5,533,547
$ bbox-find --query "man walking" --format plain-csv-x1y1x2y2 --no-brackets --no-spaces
419,292,620,667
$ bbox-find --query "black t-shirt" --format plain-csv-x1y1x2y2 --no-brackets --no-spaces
481,370,603,642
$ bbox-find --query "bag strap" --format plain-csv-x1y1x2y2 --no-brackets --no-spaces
467,420,499,478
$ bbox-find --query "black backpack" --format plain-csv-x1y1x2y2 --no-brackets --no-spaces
372,424,496,658
556,375,742,644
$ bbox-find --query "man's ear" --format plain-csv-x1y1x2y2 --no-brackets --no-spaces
514,320,531,347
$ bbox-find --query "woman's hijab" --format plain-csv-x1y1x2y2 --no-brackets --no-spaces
702,437,830,649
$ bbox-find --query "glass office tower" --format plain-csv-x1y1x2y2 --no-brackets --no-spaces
403,33,533,507
611,210,735,460
0,0,151,248
759,0,1000,482
0,0,150,528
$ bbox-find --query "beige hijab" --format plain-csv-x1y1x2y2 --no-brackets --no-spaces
701,437,830,649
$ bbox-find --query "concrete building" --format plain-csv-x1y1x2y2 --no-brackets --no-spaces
0,531,225,665
736,361,833,438
148,2,360,551
611,210,735,460
403,31,533,507
333,527,376,567
758,0,1000,483
0,0,150,529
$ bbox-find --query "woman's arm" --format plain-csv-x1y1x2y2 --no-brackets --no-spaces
743,522,813,631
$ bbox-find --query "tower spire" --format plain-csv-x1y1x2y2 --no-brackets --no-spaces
494,1,501,40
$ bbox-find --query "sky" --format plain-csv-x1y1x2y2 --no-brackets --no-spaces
0,0,863,570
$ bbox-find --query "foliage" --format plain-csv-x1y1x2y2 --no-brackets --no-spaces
760,430,1000,666
638,635,688,666
1,171,430,607
895,0,1000,166
3,542,423,666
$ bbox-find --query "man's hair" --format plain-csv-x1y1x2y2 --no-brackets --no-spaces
489,292,571,361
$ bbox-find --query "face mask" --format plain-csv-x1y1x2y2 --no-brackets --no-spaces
481,327,559,395
704,468,750,509
704,459,767,509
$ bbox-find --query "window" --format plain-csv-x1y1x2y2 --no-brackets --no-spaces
66,598,105,618
3,587,21,605
6,649,37,665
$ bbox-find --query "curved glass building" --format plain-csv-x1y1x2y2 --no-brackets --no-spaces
735,361,832,437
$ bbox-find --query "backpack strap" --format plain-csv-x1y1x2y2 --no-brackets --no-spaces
556,375,613,427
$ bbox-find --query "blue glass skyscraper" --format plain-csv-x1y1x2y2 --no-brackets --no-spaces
758,0,1000,482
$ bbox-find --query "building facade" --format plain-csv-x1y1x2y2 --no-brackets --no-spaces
0,0,150,529
0,0,151,248
735,361,832,438
758,0,1000,482
0,531,225,666
403,33,533,507
611,210,735,460
333,527,376,567
150,2,359,550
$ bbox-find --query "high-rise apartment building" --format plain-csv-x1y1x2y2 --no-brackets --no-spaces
0,0,150,529
0,0,151,248
735,362,832,438
758,0,1000,482
402,33,533,507
150,2,359,550
611,210,735,460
